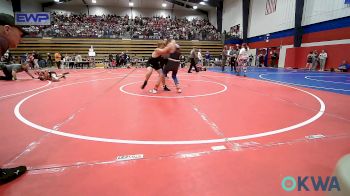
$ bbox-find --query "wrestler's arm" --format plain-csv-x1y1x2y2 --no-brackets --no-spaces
25,69,35,79
155,42,176,55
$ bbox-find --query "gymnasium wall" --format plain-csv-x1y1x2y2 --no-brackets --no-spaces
244,0,350,69
222,0,242,33
0,0,13,15
248,0,295,38
21,0,42,13
247,0,350,47
302,0,350,26
208,8,217,29
284,40,350,70
0,0,43,16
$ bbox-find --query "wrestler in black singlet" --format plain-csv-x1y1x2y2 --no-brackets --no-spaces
163,49,181,85
147,56,162,70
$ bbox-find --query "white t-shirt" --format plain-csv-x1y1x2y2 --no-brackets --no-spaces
239,48,249,60
198,52,203,60
319,52,327,60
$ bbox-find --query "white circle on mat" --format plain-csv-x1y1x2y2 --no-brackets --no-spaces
119,79,227,98
14,76,325,145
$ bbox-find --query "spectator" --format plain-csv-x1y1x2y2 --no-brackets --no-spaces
205,50,211,67
270,49,278,68
54,51,61,69
228,46,238,72
310,50,318,71
338,60,350,72
197,49,203,66
258,52,265,67
32,51,39,69
221,47,228,72
47,53,52,67
21,13,220,41
306,52,313,70
0,13,29,185
75,54,82,68
319,50,327,71
115,53,120,67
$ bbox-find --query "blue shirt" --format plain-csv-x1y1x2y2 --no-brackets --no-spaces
339,63,350,70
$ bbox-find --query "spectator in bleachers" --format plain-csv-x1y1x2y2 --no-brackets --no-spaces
21,13,220,41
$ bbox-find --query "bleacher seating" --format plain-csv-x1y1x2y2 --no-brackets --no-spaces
10,38,223,62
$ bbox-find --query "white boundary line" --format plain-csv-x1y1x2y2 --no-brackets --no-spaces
259,74,350,92
0,81,51,99
119,79,227,99
305,76,350,85
67,70,107,75
13,75,326,145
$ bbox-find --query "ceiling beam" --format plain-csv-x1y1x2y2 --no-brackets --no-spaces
165,0,208,16
42,0,73,10
185,0,219,7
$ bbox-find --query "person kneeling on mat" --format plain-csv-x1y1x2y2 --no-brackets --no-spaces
0,63,35,81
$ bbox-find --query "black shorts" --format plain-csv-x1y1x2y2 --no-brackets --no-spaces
149,63,161,70
163,63,179,75
160,58,168,67
1,67,13,80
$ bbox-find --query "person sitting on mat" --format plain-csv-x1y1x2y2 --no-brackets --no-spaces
34,70,69,82
338,60,350,72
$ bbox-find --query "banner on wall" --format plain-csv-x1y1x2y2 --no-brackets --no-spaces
15,12,51,26
265,0,277,15
345,0,350,4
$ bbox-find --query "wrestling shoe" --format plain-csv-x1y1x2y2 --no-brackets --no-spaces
0,166,27,185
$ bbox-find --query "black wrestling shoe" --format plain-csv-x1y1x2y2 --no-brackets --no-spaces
0,166,27,185
163,85,171,91
141,81,148,89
